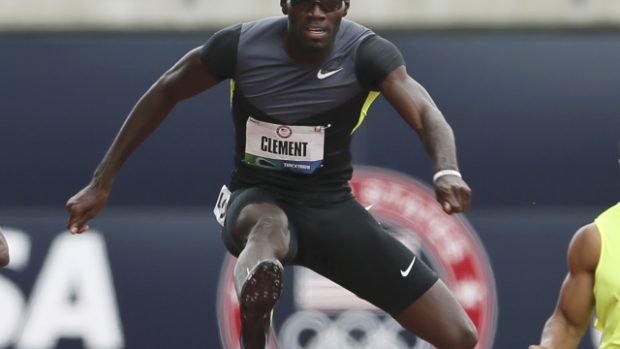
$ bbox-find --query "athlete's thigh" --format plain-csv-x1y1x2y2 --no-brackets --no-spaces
290,197,438,316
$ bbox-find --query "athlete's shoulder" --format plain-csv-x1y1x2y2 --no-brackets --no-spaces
353,28,404,89
338,19,375,42
201,23,243,79
340,19,372,31
567,223,600,274
206,23,242,47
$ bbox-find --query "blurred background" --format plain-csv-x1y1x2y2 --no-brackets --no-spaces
1,0,619,348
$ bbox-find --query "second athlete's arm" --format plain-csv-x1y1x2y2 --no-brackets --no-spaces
0,228,9,267
530,223,599,349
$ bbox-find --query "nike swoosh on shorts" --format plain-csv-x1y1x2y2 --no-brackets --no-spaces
400,256,417,277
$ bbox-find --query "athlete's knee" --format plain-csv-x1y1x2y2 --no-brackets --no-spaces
249,216,290,254
236,204,290,255
236,203,287,237
444,318,478,349
250,216,288,240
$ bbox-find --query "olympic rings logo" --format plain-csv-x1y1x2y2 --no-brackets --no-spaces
278,310,433,349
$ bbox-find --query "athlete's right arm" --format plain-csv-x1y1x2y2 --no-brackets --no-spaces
0,228,9,267
529,223,599,349
66,46,222,234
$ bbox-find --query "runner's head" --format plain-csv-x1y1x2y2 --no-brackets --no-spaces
280,0,349,61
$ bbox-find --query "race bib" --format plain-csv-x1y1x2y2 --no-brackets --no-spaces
213,185,231,227
244,117,325,174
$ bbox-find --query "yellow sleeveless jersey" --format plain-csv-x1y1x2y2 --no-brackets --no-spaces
594,202,620,348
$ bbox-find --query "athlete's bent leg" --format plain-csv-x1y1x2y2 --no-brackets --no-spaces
232,203,291,349
396,279,478,349
233,203,290,291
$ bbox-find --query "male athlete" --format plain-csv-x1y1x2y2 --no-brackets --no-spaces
0,228,9,268
66,1,478,348
529,143,620,349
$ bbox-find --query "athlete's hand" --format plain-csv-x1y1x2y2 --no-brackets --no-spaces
434,175,471,214
66,183,110,234
0,228,10,268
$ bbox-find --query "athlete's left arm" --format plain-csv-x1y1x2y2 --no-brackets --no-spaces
379,67,471,214
0,228,9,268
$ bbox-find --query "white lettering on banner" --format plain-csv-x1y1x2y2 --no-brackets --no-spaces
0,228,125,349
0,276,26,346
17,232,124,349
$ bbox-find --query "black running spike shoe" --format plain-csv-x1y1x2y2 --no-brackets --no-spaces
239,259,283,349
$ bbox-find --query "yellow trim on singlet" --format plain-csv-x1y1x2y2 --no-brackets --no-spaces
593,202,620,349
351,91,380,134
229,80,236,106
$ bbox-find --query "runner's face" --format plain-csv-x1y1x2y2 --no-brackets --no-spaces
282,0,348,54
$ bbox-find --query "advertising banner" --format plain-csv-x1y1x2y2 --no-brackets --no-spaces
0,167,604,348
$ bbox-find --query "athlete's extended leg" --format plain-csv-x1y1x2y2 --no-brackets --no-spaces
231,202,291,349
396,279,478,349
287,197,476,349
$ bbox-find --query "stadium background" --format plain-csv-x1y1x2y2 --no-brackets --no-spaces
1,1,620,348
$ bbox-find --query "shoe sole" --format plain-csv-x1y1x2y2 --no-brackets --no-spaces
240,259,283,349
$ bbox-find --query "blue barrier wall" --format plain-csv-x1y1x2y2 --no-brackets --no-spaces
1,29,619,349
1,31,618,208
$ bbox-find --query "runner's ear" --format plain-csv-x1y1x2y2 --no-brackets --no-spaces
281,0,288,15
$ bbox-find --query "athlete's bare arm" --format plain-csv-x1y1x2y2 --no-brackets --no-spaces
379,66,471,214
66,47,221,234
0,228,9,267
529,223,599,349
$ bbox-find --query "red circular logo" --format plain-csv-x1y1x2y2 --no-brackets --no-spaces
217,166,497,349
276,126,292,139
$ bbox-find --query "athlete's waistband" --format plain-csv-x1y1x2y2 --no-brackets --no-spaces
229,177,353,207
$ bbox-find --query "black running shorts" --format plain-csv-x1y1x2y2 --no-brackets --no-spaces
221,186,439,317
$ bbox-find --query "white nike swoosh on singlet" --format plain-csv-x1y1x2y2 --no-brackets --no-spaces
400,256,417,277
317,68,344,80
